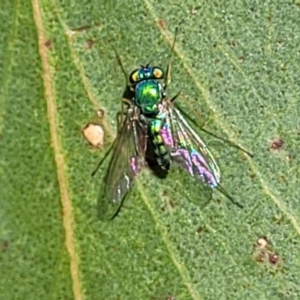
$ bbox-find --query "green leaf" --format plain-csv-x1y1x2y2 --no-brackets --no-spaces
1,0,300,299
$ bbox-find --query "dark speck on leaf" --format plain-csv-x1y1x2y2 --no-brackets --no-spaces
162,190,168,196
2,241,9,252
97,108,105,118
196,226,204,234
279,175,287,183
270,137,284,150
269,254,280,265
249,173,256,180
44,40,51,48
157,20,166,29
85,39,94,50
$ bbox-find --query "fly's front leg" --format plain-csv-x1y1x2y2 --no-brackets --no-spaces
116,111,126,132
138,114,149,154
118,98,133,131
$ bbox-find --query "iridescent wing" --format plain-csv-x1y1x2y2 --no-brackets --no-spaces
160,98,242,207
97,107,147,220
160,99,219,183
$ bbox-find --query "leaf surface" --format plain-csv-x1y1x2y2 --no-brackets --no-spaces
1,1,300,299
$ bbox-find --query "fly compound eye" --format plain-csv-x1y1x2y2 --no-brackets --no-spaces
129,69,139,83
153,67,164,79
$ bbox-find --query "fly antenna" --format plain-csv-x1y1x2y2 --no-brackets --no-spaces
164,27,178,91
112,45,129,87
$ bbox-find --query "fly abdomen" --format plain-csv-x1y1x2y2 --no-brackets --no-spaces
148,119,170,170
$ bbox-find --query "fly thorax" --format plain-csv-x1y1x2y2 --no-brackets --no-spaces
135,80,163,115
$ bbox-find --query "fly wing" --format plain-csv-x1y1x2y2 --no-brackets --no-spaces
159,98,243,208
161,98,220,193
98,109,146,220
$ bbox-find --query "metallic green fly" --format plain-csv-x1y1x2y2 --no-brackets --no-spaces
93,29,252,220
